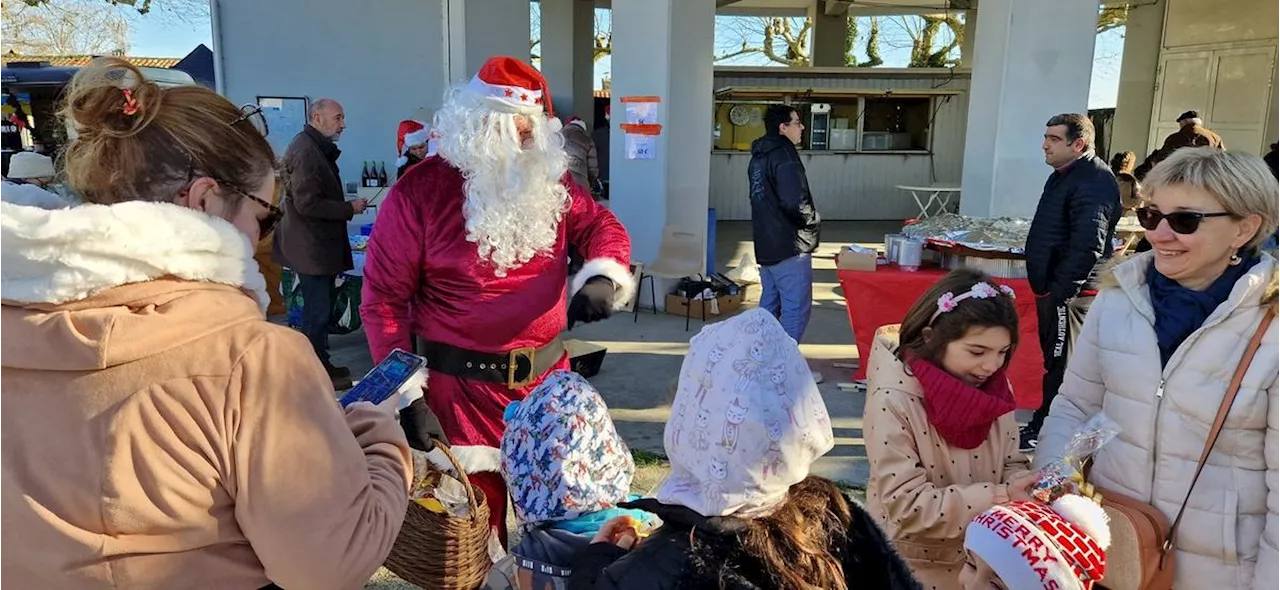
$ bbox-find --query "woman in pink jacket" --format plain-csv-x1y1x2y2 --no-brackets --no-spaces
864,269,1037,589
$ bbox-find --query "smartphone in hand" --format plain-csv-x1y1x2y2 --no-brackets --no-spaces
339,349,426,408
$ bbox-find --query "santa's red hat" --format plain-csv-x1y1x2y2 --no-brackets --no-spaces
397,120,427,155
465,56,554,117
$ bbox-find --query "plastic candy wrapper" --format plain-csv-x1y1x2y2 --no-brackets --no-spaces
1030,412,1121,504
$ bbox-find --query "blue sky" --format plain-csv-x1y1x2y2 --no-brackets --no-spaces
126,10,211,58
130,8,1124,108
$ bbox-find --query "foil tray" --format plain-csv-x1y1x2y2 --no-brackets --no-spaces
903,213,1031,254
940,253,1028,279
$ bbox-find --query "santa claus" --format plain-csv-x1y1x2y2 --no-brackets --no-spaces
360,56,633,534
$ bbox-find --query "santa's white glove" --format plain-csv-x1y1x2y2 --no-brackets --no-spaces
376,366,427,412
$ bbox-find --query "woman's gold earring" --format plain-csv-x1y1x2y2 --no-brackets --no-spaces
1228,251,1242,266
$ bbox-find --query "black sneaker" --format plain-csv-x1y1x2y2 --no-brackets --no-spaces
1018,426,1038,453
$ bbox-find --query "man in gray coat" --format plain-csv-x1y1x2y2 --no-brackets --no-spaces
274,98,367,384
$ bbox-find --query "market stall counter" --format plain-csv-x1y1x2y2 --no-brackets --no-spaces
837,263,1043,410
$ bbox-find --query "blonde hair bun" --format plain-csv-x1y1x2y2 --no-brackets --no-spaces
63,57,162,140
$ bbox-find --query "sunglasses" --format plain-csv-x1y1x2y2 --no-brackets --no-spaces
1136,206,1234,235
220,181,284,238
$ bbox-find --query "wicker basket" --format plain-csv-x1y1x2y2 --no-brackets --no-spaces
384,441,492,590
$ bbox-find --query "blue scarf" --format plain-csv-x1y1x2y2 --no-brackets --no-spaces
544,494,658,536
1148,254,1259,366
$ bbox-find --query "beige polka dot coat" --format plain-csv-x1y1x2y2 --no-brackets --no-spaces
864,326,1031,590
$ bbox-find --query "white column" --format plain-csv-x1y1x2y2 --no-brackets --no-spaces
958,0,1098,218
610,0,715,271
1110,0,1165,156
445,0,531,84
540,0,596,121
808,1,848,68
959,9,978,68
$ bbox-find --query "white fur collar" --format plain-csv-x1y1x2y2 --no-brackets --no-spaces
1,194,268,312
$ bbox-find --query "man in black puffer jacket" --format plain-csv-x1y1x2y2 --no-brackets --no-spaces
748,105,820,348
1022,113,1121,452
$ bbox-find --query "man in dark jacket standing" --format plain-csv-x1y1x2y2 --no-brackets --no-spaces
274,98,367,384
1022,113,1121,451
748,105,821,351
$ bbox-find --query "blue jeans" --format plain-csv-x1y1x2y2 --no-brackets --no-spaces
759,254,813,343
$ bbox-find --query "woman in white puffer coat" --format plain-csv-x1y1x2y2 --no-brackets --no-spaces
1034,148,1278,590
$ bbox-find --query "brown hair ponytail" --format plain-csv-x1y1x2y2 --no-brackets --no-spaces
60,57,274,206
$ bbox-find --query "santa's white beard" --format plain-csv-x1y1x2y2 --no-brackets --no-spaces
435,88,571,277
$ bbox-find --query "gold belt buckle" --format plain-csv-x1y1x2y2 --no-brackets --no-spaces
507,346,537,389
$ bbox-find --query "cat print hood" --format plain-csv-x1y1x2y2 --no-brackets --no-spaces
657,308,834,518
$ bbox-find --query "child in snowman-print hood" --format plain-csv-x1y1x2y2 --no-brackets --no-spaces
566,309,921,590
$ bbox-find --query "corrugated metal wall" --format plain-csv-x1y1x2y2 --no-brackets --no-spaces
710,71,971,221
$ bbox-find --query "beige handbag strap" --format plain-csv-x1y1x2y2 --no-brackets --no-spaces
1165,307,1276,558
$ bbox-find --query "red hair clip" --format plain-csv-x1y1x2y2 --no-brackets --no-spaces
121,88,139,116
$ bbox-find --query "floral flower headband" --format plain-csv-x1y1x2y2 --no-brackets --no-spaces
930,282,1016,324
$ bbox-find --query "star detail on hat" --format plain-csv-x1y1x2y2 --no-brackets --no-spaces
465,55,554,116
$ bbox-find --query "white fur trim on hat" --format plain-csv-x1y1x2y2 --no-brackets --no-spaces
467,75,544,115
570,257,636,311
402,128,430,153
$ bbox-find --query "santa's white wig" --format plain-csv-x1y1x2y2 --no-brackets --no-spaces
434,85,570,277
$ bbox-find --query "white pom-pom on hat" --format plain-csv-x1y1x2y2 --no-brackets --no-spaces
1051,494,1112,550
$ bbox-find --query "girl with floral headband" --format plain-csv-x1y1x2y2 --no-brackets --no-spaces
864,268,1037,589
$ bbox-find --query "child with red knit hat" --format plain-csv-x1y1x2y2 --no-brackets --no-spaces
961,494,1111,590
864,269,1038,589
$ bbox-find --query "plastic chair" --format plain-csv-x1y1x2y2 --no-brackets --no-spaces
636,226,708,331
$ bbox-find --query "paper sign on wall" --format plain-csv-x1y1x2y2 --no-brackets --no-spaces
626,134,656,160
621,95,661,125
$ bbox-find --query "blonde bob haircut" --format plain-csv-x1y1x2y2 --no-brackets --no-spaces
1143,147,1279,252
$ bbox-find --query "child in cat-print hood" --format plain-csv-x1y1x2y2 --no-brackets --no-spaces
566,309,920,590
481,370,657,590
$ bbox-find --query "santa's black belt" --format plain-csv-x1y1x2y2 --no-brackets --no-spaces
414,337,564,389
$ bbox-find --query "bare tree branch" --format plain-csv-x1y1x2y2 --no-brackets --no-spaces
4,0,131,55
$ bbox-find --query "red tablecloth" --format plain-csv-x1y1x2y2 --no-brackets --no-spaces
837,265,1043,410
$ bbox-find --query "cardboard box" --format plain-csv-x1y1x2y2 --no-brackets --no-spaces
836,248,878,271
665,292,744,318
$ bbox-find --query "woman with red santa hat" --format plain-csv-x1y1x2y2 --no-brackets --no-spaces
359,56,633,540
394,119,433,179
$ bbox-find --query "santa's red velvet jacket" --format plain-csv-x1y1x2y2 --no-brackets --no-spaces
359,156,634,366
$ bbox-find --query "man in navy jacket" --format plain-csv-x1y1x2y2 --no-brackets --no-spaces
1022,113,1121,451
748,105,821,355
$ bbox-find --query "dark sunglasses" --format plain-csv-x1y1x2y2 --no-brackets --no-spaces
183,161,283,238
220,181,284,238
1136,206,1234,235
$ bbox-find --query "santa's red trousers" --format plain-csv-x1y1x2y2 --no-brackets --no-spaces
421,355,570,540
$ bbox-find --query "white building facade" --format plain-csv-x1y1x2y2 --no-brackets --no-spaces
211,0,1278,278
